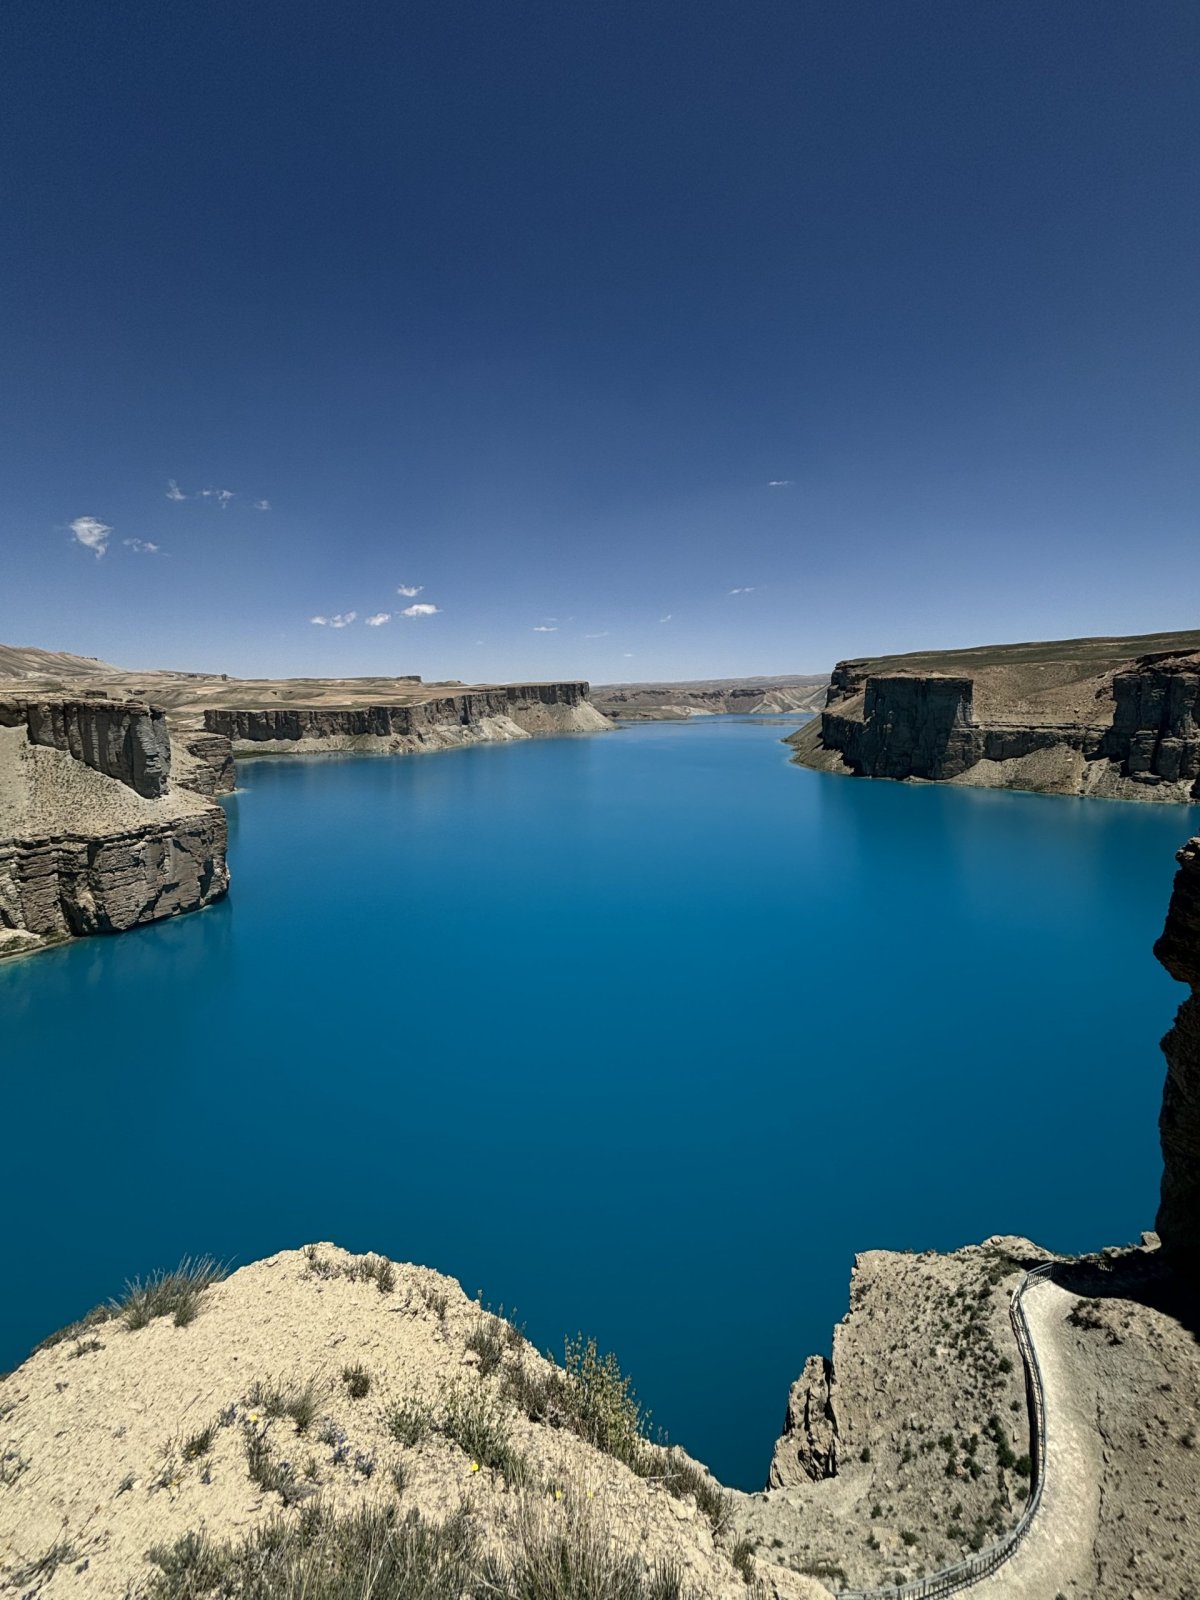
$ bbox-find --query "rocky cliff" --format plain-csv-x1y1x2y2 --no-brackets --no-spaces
1154,835,1200,1267
204,681,611,755
791,632,1200,801
0,699,228,959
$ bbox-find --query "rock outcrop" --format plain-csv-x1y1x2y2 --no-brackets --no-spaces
0,694,172,798
0,700,229,959
767,1355,838,1487
1155,836,1200,1266
791,634,1200,801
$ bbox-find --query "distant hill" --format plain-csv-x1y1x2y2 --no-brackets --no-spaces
0,643,120,679
592,674,827,720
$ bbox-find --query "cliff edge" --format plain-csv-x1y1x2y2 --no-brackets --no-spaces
0,696,229,959
789,630,1200,801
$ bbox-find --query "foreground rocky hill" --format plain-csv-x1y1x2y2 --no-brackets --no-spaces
789,629,1200,801
594,676,827,721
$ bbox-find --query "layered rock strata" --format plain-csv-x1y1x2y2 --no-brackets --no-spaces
1155,835,1200,1266
0,694,171,798
0,703,228,959
792,643,1200,801
204,681,612,755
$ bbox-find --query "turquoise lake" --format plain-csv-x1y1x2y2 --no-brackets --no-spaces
2,717,1195,1488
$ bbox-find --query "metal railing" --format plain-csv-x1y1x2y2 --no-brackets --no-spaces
834,1262,1054,1600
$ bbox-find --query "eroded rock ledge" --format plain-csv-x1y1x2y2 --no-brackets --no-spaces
204,681,611,755
0,699,229,959
790,635,1200,801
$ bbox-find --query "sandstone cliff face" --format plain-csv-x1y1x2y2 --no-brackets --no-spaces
0,702,229,959
1154,836,1200,1265
0,695,171,798
793,651,1200,802
204,681,611,753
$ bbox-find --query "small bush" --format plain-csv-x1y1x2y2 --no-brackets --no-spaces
901,1530,917,1547
422,1284,449,1320
242,1423,306,1505
116,1257,225,1330
1,1451,30,1487
440,1383,528,1487
386,1397,434,1447
182,1423,216,1462
248,1376,322,1434
467,1313,507,1377
730,1538,755,1583
341,1363,371,1399
68,1336,104,1359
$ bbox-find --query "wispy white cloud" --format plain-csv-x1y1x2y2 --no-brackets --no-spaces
584,631,609,639
729,586,755,595
311,611,357,628
69,516,112,557
401,602,440,617
310,616,328,626
123,538,160,554
659,614,673,623
200,487,236,509
166,479,186,501
532,624,558,633
622,652,634,658
365,612,391,627
768,479,794,488
396,583,423,598
253,498,270,511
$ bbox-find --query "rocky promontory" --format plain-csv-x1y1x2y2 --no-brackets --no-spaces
0,695,229,960
789,629,1200,800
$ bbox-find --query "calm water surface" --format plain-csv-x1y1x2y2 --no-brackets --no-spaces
3,719,1195,1487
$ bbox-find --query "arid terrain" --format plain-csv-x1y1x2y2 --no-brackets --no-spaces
592,677,826,721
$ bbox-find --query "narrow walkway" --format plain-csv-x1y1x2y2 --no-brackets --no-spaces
965,1280,1100,1597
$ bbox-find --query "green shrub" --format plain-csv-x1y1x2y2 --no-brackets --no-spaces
248,1376,322,1434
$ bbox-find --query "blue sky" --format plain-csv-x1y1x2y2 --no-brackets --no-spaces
2,1,1197,683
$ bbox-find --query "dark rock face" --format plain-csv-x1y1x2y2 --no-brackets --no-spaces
1100,654,1200,792
0,695,172,798
837,675,981,780
1155,837,1200,1265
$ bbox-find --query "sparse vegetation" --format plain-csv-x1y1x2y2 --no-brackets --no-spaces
116,1256,225,1330
729,1537,755,1583
467,1312,507,1376
68,1336,104,1358
1,1450,30,1487
341,1362,370,1399
386,1397,434,1447
8,1537,78,1589
440,1381,529,1487
248,1376,322,1434
145,1492,692,1600
182,1423,217,1461
242,1421,305,1505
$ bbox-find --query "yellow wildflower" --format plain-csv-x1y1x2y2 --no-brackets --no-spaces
470,1462,480,1473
